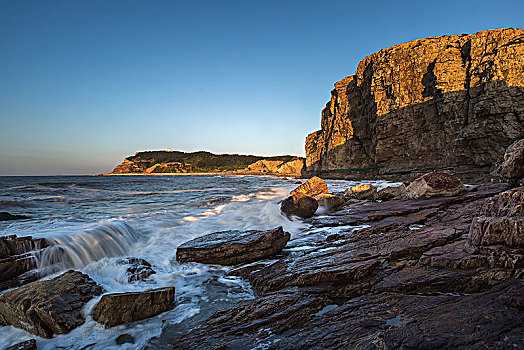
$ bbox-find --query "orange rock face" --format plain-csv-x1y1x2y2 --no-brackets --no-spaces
305,28,524,181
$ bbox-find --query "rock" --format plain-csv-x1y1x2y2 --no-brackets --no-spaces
500,139,524,180
405,172,464,199
116,334,136,345
281,193,319,218
6,339,37,350
304,28,524,182
0,212,30,221
376,184,406,201
116,257,156,282
290,176,329,197
0,270,103,338
0,235,49,291
93,287,175,327
343,183,377,200
241,158,304,176
176,227,290,265
313,193,344,208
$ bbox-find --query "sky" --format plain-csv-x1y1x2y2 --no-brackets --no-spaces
1,0,523,175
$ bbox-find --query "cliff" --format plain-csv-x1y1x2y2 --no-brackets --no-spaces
305,28,524,182
111,150,304,176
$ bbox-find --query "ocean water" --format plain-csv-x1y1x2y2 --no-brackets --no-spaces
0,175,396,349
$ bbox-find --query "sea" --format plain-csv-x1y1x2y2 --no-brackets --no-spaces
0,175,396,349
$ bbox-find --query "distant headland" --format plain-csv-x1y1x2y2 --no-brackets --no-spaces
106,150,305,177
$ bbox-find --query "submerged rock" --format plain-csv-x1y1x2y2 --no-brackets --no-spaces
116,257,156,282
290,176,329,197
176,227,290,265
6,339,37,350
93,287,175,327
281,193,318,218
405,172,464,199
0,212,30,221
0,270,103,338
500,139,524,180
343,183,377,200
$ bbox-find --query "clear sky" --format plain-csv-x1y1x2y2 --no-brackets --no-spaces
1,0,523,175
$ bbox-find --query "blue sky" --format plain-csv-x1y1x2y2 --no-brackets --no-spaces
1,0,523,175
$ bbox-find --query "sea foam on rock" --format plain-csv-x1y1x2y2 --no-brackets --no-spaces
176,227,290,265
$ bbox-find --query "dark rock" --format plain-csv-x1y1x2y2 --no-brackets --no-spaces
116,257,156,282
176,227,290,266
174,281,524,349
0,212,29,221
93,287,175,328
405,172,465,199
500,139,524,180
0,270,103,338
281,193,318,218
116,333,136,345
0,235,49,291
6,339,37,350
290,176,329,197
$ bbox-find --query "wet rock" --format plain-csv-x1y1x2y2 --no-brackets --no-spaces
0,212,30,221
376,183,406,201
343,183,377,200
0,235,49,291
312,193,344,208
116,257,156,282
0,270,103,338
174,281,524,349
6,339,37,350
500,139,524,180
290,176,329,197
93,287,175,327
116,333,135,345
405,172,464,199
281,193,318,218
176,227,290,265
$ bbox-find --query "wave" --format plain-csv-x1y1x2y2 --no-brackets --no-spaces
36,221,140,273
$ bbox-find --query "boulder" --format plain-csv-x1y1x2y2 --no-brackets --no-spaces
290,176,329,197
0,235,49,291
343,183,377,200
281,193,319,218
0,212,30,221
313,193,344,208
376,184,406,201
6,339,37,350
93,287,175,327
0,270,103,338
500,139,524,180
405,172,464,199
176,227,290,265
116,257,156,282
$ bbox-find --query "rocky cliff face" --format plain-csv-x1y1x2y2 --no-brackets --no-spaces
305,28,524,181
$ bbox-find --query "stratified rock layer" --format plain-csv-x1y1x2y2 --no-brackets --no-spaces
173,183,524,348
93,287,175,327
176,227,290,265
0,270,103,338
305,28,524,181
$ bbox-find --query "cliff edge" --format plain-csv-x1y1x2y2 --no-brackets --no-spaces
305,28,524,182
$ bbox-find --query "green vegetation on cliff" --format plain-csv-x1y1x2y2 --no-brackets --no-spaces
112,150,297,174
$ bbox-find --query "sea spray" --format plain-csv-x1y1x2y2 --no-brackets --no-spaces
36,221,141,273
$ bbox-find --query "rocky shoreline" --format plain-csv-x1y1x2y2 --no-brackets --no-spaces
0,141,522,349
